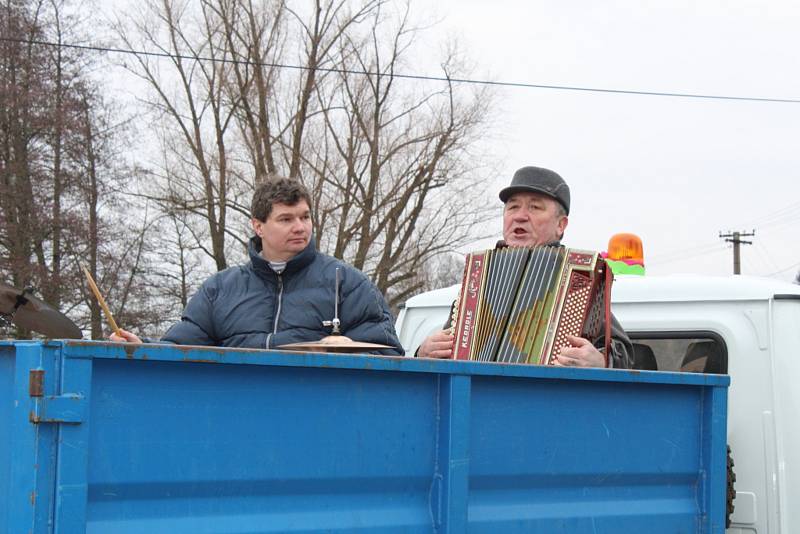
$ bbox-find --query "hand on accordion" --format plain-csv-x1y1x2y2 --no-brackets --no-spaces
417,330,454,359
553,335,607,368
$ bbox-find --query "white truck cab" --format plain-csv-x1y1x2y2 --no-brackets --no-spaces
395,274,800,533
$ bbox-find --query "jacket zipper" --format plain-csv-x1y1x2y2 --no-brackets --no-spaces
273,274,284,335
265,273,285,349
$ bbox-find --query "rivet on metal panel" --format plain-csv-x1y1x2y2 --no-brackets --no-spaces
29,369,44,397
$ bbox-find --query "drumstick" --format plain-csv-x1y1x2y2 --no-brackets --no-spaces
80,264,121,336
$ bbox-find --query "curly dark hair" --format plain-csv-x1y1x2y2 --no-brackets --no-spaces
250,177,311,221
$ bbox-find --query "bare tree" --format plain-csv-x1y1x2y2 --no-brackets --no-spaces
0,0,162,339
306,3,495,307
214,0,286,182
0,0,94,335
281,0,382,178
1,0,52,299
149,208,207,322
70,86,161,338
114,0,246,271
114,0,497,316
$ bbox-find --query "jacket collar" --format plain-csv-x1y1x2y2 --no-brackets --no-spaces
248,235,317,279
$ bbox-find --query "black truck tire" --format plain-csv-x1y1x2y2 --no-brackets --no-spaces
727,444,736,528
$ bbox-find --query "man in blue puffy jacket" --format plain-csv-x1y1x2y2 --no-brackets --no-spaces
111,178,404,355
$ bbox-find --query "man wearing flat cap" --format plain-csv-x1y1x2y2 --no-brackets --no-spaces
416,166,633,368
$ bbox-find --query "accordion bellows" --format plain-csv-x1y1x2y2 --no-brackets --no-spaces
450,246,608,364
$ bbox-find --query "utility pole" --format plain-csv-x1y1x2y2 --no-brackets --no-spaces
719,230,755,275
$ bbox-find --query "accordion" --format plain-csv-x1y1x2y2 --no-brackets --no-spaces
450,245,611,364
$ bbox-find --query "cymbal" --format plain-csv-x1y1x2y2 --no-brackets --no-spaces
276,335,393,353
0,283,82,339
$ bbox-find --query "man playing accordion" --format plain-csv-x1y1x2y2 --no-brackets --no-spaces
416,166,633,369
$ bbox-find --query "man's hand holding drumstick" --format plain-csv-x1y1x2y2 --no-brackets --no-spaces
81,265,142,344
109,329,142,343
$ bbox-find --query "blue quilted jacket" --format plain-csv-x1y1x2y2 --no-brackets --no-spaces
161,236,404,355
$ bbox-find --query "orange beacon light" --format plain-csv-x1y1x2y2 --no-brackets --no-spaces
602,233,645,275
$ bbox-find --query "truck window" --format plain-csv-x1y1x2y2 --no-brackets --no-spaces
628,332,728,374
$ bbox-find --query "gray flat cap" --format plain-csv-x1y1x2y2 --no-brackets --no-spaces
499,166,570,215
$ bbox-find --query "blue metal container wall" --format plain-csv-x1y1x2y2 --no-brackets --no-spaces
1,341,729,534
470,377,709,531
0,343,13,531
86,359,437,533
2,342,66,534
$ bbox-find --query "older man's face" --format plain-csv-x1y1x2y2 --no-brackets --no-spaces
502,191,568,247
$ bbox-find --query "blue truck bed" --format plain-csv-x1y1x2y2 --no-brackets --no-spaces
1,340,729,533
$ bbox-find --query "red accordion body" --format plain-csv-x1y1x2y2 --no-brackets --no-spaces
450,246,610,364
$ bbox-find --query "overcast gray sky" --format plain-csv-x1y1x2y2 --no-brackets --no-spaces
428,0,800,281
103,0,799,281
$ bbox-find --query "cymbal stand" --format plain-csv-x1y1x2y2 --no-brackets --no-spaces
322,267,342,335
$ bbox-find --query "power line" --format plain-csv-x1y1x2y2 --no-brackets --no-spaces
648,240,726,262
758,209,800,229
738,200,800,228
3,36,800,105
648,243,729,266
766,260,800,277
761,215,800,232
753,241,781,273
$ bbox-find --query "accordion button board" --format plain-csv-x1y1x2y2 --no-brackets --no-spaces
450,246,608,364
